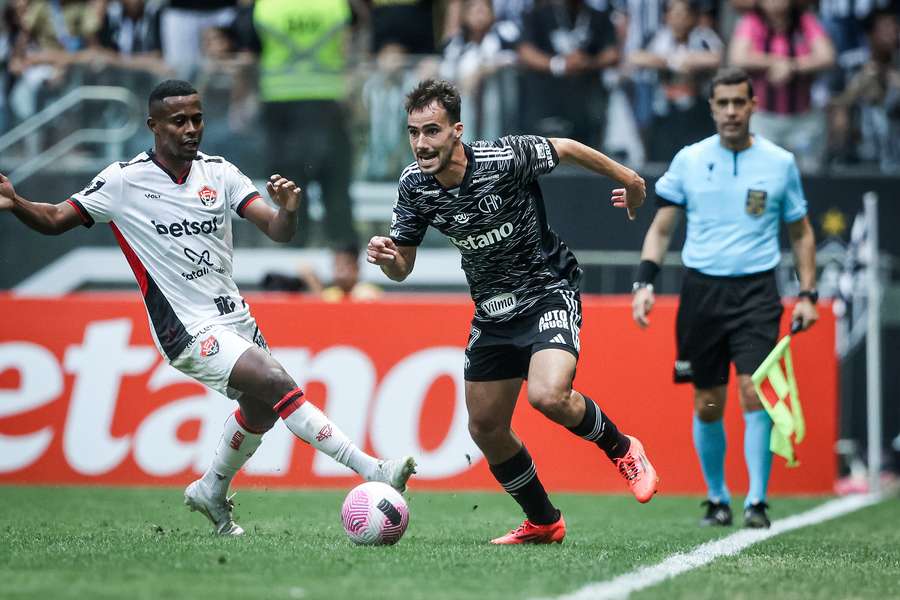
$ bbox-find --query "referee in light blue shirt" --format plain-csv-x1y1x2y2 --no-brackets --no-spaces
631,67,819,529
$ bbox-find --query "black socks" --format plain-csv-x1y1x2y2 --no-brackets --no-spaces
489,446,559,525
567,394,631,459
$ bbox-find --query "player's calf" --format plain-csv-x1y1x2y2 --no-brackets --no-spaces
274,387,418,491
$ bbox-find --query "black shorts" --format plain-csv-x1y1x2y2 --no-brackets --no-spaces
465,290,582,382
675,269,783,388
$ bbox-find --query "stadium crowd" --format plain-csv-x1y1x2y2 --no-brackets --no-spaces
1,0,898,178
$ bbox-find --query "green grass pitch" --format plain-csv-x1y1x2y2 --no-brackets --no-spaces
1,486,897,599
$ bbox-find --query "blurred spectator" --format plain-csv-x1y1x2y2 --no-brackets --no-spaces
830,9,900,171
440,0,519,140
617,0,667,161
621,0,666,57
518,0,619,149
1,0,30,131
320,244,382,302
729,0,836,171
358,0,442,179
194,25,260,166
627,0,722,160
228,0,261,54
369,0,438,56
819,0,894,93
160,0,237,79
254,0,358,247
96,0,169,76
619,0,713,137
8,0,103,124
491,0,535,27
259,246,381,301
23,0,102,54
99,0,162,57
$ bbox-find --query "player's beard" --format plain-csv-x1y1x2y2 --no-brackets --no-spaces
417,145,452,175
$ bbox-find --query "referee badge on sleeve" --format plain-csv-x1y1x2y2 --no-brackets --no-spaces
745,189,767,216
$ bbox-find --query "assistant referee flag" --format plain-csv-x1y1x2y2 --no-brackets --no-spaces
752,329,806,467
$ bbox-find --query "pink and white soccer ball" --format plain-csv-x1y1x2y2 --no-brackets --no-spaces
341,481,409,545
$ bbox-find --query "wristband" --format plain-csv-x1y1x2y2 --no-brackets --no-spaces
798,289,819,304
635,259,660,285
549,55,566,77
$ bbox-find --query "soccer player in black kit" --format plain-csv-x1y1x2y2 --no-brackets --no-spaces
368,80,659,544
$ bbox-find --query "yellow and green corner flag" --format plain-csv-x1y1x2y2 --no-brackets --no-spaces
751,329,806,467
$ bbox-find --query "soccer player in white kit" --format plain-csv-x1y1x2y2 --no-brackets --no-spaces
0,80,415,536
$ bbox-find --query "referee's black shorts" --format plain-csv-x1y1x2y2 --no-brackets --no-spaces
674,268,783,389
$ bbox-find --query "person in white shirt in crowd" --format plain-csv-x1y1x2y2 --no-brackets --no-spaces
440,0,521,141
627,0,723,160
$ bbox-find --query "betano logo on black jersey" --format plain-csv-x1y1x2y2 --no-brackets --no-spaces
448,222,514,251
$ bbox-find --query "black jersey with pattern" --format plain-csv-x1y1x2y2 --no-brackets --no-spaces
390,135,581,322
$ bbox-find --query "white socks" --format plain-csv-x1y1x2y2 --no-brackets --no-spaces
201,410,265,498
275,388,380,480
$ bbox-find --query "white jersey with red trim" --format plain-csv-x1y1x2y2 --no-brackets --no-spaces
68,150,262,361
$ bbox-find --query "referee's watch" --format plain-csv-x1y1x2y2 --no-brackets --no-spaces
632,282,654,294
798,289,819,304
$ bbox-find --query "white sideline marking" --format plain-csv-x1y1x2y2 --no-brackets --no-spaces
549,494,883,600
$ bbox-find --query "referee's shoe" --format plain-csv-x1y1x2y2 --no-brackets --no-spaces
743,502,772,528
700,500,733,526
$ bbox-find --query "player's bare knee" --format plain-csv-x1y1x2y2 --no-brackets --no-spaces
526,382,571,418
468,417,510,446
262,366,296,402
738,377,763,412
696,405,724,422
741,390,763,412
239,396,278,432
694,390,725,422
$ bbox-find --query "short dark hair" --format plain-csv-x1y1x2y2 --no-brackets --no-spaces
667,0,701,13
148,80,198,112
863,8,897,34
404,79,462,123
708,67,755,99
333,242,360,258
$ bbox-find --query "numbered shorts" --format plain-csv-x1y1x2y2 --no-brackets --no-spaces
170,317,270,400
675,269,783,388
465,290,582,382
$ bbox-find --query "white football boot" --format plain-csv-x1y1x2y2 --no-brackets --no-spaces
371,456,417,493
184,479,244,536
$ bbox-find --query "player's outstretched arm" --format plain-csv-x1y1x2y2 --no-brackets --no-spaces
0,173,83,235
367,236,416,282
246,173,301,243
632,205,682,328
548,138,645,220
787,216,819,331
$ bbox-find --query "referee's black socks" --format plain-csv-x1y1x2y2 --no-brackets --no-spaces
568,394,631,460
489,445,560,525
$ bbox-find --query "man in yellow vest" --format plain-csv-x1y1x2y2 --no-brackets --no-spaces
254,0,357,246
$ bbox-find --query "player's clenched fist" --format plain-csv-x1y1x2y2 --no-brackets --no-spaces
367,235,398,265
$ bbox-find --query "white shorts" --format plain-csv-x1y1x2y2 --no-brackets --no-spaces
170,316,269,400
